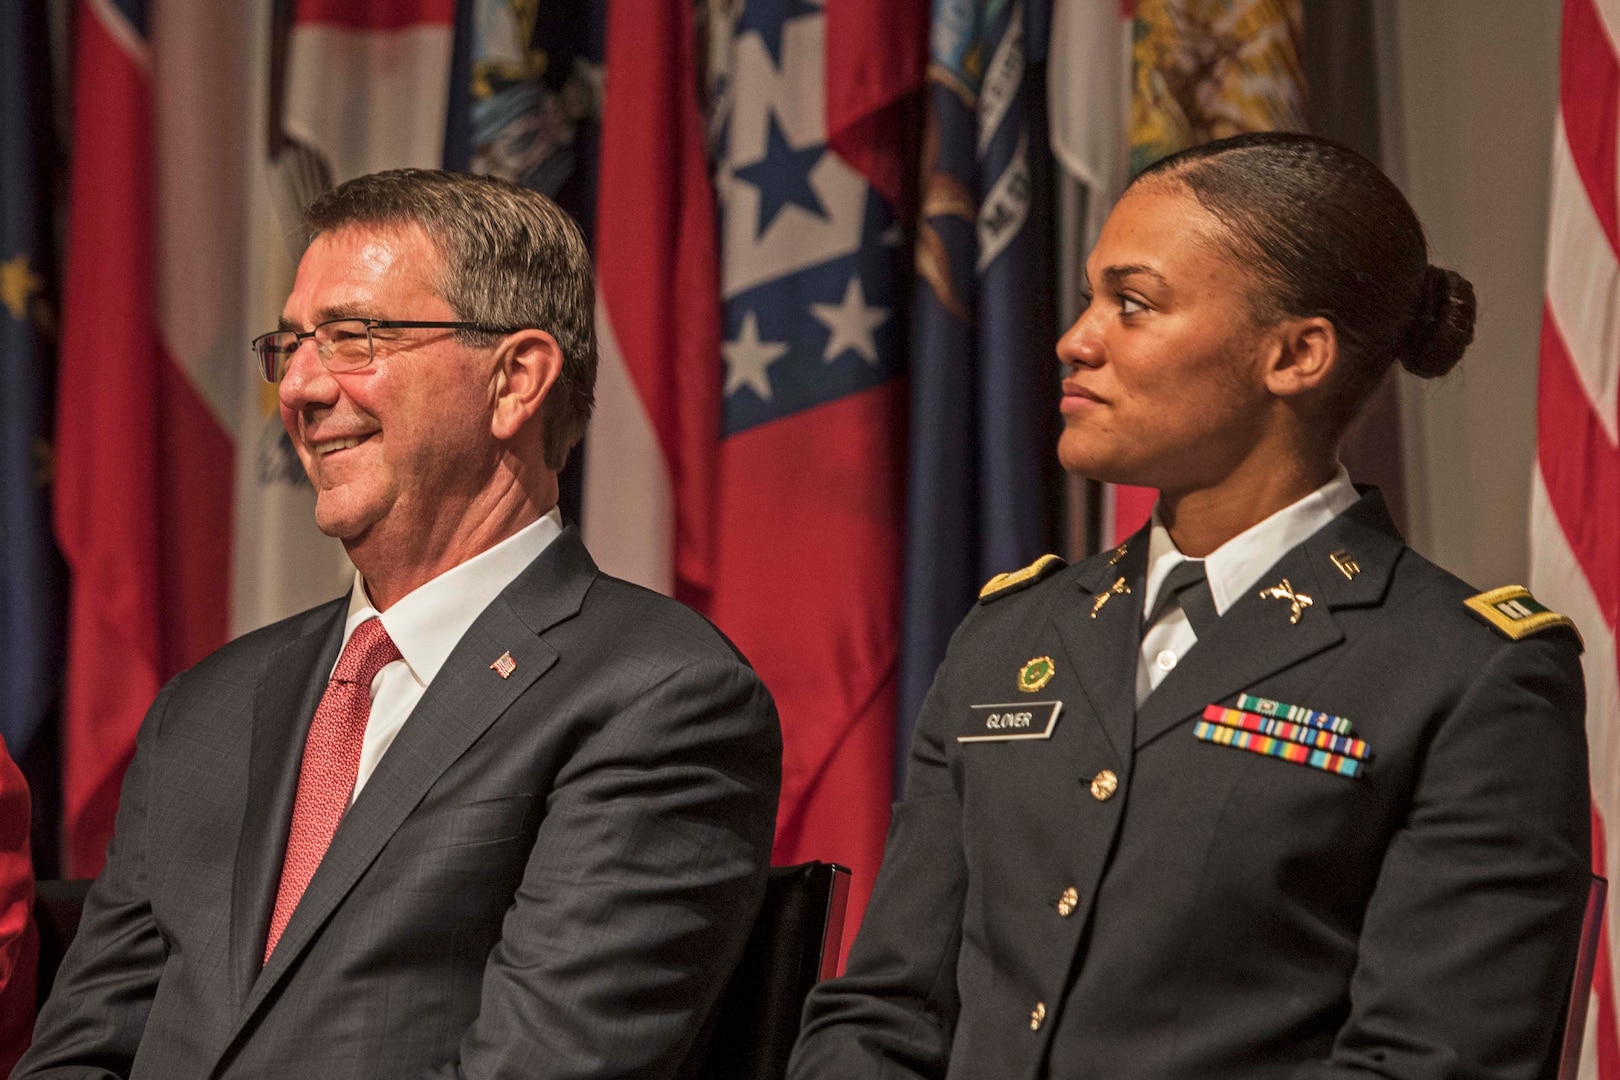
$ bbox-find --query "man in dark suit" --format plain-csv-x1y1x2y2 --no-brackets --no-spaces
16,169,781,1080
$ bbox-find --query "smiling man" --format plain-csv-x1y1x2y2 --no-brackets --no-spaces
18,170,782,1080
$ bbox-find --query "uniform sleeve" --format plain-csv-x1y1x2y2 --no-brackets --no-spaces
1294,631,1591,1080
787,652,968,1080
0,741,37,1076
14,683,176,1080
439,658,782,1080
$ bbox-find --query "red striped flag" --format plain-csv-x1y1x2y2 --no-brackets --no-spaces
56,0,238,877
1530,0,1620,1072
57,0,456,877
583,0,720,600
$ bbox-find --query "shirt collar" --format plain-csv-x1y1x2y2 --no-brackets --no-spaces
339,507,564,686
1141,466,1358,618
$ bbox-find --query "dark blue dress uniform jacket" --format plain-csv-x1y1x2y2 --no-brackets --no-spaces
789,489,1590,1080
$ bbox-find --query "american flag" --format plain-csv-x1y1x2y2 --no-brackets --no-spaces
1529,0,1620,1073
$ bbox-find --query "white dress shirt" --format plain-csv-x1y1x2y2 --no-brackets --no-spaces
335,507,564,802
1135,468,1359,705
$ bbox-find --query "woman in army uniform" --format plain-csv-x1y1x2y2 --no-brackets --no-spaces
789,132,1590,1080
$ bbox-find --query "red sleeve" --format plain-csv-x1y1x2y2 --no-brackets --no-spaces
0,744,36,1075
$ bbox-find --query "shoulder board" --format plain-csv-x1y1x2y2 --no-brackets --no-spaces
1463,586,1583,647
979,554,1067,603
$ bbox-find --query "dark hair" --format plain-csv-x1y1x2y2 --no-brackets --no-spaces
1131,132,1475,423
305,169,597,470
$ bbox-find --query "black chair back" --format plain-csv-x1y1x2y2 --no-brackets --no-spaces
695,861,851,1080
32,878,91,1004
1552,874,1608,1080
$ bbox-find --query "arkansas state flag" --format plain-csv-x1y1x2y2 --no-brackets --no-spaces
588,0,925,960
707,0,923,959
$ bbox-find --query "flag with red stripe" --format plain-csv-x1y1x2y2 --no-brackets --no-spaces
705,0,924,963
58,0,457,877
56,0,239,877
587,0,925,961
1530,0,1620,1073
583,0,720,599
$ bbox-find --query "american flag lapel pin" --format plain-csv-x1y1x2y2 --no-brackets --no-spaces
490,651,517,679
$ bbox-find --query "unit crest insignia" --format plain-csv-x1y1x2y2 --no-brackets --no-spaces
1018,656,1055,692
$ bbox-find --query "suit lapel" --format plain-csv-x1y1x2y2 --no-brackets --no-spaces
229,527,598,1040
1052,535,1147,767
227,600,346,1009
1132,489,1404,750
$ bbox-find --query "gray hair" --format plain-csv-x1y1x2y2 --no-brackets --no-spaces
305,168,596,469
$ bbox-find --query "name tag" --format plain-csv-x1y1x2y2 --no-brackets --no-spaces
958,700,1063,743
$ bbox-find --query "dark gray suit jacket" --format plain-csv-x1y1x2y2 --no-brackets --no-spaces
790,490,1589,1080
16,526,782,1079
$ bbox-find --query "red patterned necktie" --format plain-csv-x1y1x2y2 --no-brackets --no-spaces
264,616,401,962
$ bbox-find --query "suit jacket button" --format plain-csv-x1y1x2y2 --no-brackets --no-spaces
1090,769,1118,801
1030,1001,1047,1030
1057,887,1079,917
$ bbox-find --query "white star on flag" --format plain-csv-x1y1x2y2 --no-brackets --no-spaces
810,275,890,365
723,310,791,399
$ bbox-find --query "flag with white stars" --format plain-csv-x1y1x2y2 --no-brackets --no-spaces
711,1,904,437
706,0,923,962
587,0,926,962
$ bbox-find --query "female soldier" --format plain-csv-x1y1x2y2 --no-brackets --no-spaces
788,132,1590,1079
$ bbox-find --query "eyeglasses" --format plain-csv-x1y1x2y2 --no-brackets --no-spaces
251,317,528,383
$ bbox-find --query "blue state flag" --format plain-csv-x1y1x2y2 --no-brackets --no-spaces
446,0,606,524
0,0,62,759
898,0,1060,781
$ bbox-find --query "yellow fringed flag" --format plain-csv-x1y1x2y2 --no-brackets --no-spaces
1130,0,1307,175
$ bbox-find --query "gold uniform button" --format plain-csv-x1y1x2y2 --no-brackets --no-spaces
1057,887,1079,917
1090,769,1118,801
1030,1001,1046,1030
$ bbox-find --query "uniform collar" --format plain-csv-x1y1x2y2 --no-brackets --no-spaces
340,507,564,687
1141,466,1359,618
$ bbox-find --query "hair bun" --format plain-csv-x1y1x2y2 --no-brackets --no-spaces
1398,265,1476,379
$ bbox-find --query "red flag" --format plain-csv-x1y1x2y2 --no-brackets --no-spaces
55,1,235,877
585,0,721,601
1529,0,1620,1072
589,0,925,961
0,744,34,1073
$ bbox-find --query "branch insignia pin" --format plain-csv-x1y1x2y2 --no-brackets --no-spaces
1259,579,1314,625
1091,576,1131,618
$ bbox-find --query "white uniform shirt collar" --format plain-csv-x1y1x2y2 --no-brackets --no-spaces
337,507,563,685
1141,466,1358,619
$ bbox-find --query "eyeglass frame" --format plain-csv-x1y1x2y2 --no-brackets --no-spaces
251,317,532,384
